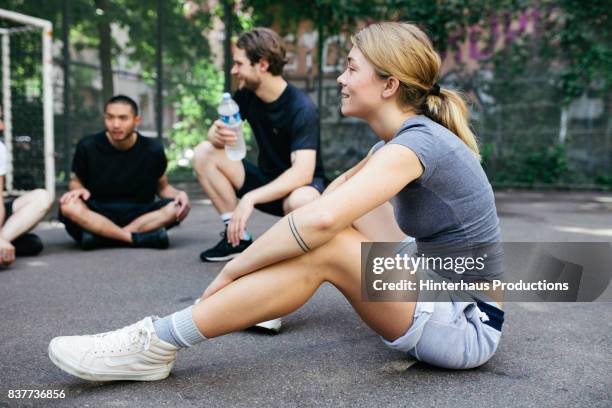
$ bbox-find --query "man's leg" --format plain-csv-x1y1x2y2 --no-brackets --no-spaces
282,186,321,214
195,141,260,261
122,202,177,233
60,198,132,243
192,141,245,214
0,189,53,241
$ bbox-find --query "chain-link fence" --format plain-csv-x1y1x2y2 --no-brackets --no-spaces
3,4,610,190
21,46,603,192
0,19,46,192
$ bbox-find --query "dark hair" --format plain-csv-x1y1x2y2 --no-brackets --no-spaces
236,27,287,76
105,95,139,116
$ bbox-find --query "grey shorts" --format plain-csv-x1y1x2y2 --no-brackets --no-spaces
381,293,503,369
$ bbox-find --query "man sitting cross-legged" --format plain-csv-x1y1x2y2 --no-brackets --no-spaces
59,95,190,250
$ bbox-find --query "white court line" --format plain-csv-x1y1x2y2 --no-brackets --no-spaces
553,226,612,237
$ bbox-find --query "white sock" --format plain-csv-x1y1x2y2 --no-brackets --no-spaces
221,212,233,226
153,306,207,349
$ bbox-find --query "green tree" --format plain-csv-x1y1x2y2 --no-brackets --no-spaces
1,0,214,101
1,0,221,171
241,0,610,185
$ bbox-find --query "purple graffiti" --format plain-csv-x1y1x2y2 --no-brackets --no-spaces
503,9,530,45
448,7,541,64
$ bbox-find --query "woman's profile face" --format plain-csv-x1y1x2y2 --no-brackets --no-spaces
337,47,385,120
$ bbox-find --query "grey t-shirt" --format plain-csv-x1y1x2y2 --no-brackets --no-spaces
372,115,500,245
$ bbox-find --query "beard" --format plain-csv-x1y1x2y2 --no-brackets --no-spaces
240,76,262,91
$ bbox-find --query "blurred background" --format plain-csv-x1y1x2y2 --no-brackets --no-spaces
0,0,610,191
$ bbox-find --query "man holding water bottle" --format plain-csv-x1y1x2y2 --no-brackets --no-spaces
193,27,326,265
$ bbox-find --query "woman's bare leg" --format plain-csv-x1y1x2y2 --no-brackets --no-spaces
193,227,416,341
352,201,406,242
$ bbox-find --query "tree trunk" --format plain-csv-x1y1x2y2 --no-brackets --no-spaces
95,0,114,102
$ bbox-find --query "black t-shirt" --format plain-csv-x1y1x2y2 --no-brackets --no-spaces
234,83,326,180
72,131,167,203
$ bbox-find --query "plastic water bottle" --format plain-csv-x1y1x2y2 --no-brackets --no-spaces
218,92,246,161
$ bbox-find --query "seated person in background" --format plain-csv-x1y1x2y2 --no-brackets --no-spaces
192,27,327,263
59,95,190,250
0,110,54,266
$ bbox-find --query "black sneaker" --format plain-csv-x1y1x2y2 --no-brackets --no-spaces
200,229,252,262
12,233,44,256
132,228,169,249
80,231,121,251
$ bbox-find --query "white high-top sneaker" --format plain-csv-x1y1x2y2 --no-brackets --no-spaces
254,318,282,333
48,316,178,381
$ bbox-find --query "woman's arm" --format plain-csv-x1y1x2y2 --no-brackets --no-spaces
222,144,424,281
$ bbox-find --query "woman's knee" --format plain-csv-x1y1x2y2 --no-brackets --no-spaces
301,228,365,280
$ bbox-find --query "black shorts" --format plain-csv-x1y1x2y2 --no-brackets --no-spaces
236,160,327,217
58,198,176,243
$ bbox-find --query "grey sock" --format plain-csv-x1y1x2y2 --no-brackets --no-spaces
153,306,207,348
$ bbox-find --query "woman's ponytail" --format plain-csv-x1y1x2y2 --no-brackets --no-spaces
423,88,480,160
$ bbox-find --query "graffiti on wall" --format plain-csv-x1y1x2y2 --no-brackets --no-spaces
443,8,544,71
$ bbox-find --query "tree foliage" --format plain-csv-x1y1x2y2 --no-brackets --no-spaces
1,0,221,171
243,0,610,102
1,0,608,184
242,0,610,186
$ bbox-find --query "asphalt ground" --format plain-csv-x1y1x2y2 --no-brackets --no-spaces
0,189,610,407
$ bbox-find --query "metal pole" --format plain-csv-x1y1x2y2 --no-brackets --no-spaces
0,9,52,28
42,23,55,198
2,32,12,192
223,0,233,93
156,0,163,140
62,0,71,182
316,19,323,131
0,9,55,195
